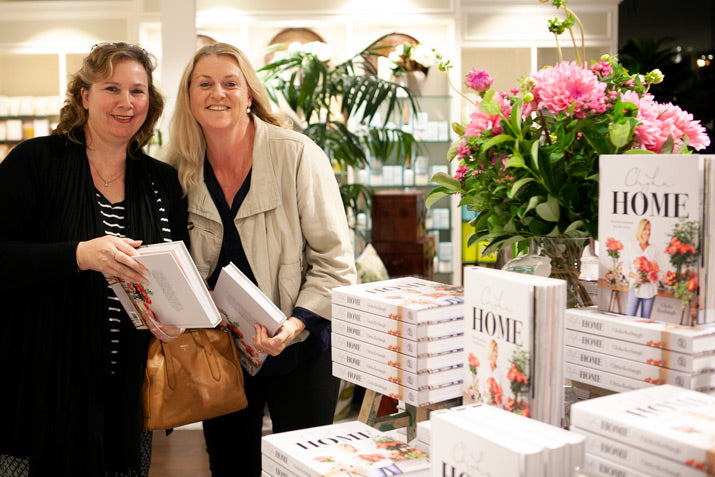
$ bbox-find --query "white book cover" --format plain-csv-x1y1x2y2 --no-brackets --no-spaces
261,454,297,477
261,420,430,477
331,277,464,324
463,403,586,477
331,362,462,407
430,407,546,477
597,154,715,326
564,345,715,391
332,303,464,341
572,426,707,477
570,385,715,474
106,240,221,329
583,452,652,477
462,266,566,426
564,329,715,373
565,361,653,393
331,347,463,390
331,333,464,374
566,306,715,354
212,262,287,375
331,318,464,357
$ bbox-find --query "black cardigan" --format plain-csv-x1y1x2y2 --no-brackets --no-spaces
0,134,188,475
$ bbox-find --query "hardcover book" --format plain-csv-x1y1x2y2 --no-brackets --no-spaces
331,361,463,407
566,307,715,354
261,420,430,477
565,361,653,393
331,318,464,357
569,384,715,474
462,266,566,426
564,345,715,390
331,333,464,374
331,347,463,390
564,329,715,374
430,406,546,477
331,277,464,324
582,452,651,477
597,154,715,326
332,303,464,341
212,262,287,375
107,240,221,329
573,426,707,477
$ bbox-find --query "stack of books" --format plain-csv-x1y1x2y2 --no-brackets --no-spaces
430,403,585,477
462,266,567,426
330,277,465,407
564,307,715,394
261,420,430,476
570,385,715,477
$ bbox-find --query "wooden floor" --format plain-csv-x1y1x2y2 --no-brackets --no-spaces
149,430,210,477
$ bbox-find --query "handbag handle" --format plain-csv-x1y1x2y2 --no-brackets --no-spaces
160,329,223,390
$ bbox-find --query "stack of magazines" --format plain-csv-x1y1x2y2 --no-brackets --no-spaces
330,277,465,407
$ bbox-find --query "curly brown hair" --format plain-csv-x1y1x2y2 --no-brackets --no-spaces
53,42,164,154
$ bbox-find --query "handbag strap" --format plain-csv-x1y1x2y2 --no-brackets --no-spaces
192,328,222,381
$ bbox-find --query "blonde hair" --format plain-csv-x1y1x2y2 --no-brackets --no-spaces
53,42,163,154
165,42,289,193
636,218,651,242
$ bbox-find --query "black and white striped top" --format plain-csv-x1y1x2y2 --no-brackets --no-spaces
96,184,171,375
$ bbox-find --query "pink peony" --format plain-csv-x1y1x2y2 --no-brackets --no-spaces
465,67,494,93
531,61,607,118
658,102,710,150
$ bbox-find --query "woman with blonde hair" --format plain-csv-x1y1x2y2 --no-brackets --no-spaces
164,42,356,476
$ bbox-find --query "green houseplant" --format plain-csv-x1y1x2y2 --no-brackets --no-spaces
258,36,421,233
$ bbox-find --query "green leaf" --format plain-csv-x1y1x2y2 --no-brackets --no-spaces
508,177,535,198
479,90,501,115
523,195,544,216
535,195,560,222
505,152,525,168
429,171,461,190
426,188,453,209
608,122,632,148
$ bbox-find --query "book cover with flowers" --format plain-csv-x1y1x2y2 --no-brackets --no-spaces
462,266,566,427
570,385,715,475
261,420,430,477
597,154,715,326
331,277,464,324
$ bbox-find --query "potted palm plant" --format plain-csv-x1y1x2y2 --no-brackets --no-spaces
258,35,421,236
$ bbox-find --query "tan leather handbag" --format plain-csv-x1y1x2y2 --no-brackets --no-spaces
142,327,248,430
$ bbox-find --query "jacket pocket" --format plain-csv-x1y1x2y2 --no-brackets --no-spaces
277,260,302,314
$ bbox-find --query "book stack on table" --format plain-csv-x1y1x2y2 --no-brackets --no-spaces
570,385,715,477
330,277,465,407
564,307,715,394
430,403,586,477
261,420,430,477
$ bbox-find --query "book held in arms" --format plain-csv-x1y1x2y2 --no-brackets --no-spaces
106,240,221,329
212,262,286,375
564,306,715,394
597,154,715,326
331,277,465,406
261,420,430,477
570,384,715,476
430,404,585,477
462,266,566,426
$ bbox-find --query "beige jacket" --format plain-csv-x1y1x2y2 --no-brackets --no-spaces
187,117,356,343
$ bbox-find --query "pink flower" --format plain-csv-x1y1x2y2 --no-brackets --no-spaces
658,102,710,150
531,61,607,118
465,67,494,93
464,92,515,137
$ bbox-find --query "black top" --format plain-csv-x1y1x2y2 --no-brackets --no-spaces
0,133,188,475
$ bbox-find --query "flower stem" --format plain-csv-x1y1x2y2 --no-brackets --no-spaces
444,66,479,109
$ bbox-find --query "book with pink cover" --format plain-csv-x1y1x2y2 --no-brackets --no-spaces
570,385,715,474
107,240,221,329
261,420,430,477
212,262,286,375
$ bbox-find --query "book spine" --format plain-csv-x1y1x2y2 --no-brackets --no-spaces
564,345,714,390
331,303,464,340
260,439,315,477
570,402,713,472
330,333,464,374
331,347,463,390
331,317,463,357
564,329,713,373
572,427,706,477
331,362,462,407
331,290,463,324
565,361,650,393
583,452,653,477
260,453,300,477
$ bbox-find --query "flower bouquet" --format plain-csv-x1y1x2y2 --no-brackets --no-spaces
632,256,659,288
604,237,624,285
385,42,440,76
505,347,530,417
427,0,710,257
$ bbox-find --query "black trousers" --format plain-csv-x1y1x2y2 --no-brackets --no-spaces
202,348,339,477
